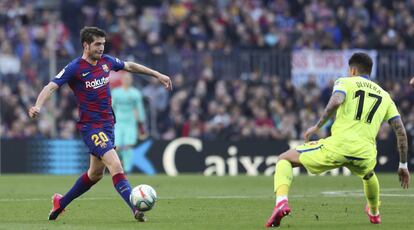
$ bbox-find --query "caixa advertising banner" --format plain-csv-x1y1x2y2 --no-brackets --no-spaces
140,138,290,176
0,138,412,175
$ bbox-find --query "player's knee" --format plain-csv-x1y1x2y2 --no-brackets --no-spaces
92,172,104,182
363,171,375,180
89,174,103,182
278,150,295,161
278,152,288,161
277,150,301,166
88,169,104,182
107,163,124,176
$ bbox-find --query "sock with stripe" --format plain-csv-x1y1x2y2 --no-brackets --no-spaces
60,172,97,209
112,173,134,212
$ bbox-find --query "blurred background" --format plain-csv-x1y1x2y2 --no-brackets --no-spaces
1,0,413,175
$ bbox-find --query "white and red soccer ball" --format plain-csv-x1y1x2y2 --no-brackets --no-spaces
130,184,157,212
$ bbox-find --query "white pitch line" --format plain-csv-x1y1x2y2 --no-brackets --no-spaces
323,188,406,193
1,192,413,203
321,190,414,197
0,195,285,202
0,196,273,202
321,187,413,195
0,197,115,202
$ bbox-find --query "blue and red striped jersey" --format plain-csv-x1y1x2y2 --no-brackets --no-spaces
52,54,125,130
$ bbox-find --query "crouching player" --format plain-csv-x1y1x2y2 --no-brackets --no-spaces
265,53,410,227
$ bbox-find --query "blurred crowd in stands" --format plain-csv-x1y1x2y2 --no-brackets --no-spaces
1,0,414,141
2,68,413,141
159,70,414,141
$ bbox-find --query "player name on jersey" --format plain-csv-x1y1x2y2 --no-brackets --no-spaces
355,81,382,94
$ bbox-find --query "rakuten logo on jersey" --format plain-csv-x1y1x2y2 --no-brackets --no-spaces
85,77,110,89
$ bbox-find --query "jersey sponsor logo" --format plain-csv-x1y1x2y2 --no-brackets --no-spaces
102,64,109,72
55,68,65,79
82,71,90,77
85,76,110,89
115,57,121,63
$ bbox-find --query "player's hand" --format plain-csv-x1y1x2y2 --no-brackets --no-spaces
304,125,319,142
397,167,410,189
410,77,414,88
28,106,41,119
156,73,173,91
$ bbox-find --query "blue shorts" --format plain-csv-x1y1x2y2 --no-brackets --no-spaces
80,125,116,157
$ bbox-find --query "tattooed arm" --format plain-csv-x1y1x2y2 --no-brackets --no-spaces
389,117,410,188
390,117,408,163
304,92,345,141
316,92,346,128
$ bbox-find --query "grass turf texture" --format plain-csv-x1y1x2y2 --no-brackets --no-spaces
0,174,412,230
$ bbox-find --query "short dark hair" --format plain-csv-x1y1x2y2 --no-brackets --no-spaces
348,52,373,75
80,26,106,45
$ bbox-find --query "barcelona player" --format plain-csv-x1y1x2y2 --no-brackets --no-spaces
28,27,172,222
265,53,410,227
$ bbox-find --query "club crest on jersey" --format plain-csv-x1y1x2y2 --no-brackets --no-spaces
100,142,107,149
102,64,109,72
309,141,318,145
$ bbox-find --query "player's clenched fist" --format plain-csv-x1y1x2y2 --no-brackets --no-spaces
410,77,414,88
156,73,173,91
304,125,319,142
29,106,40,118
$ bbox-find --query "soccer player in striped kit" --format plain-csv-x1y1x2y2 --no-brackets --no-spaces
29,27,172,222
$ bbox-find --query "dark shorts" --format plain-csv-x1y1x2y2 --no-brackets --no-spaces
80,125,116,157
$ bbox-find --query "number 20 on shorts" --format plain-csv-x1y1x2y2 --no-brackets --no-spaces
91,132,109,146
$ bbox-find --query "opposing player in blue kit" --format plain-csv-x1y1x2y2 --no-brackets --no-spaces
28,27,172,222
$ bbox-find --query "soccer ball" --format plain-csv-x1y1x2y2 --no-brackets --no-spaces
130,184,157,211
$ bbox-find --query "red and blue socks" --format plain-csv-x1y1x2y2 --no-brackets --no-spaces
60,172,97,209
112,173,134,211
58,172,134,214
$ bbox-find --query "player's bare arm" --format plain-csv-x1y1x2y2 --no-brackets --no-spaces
123,62,172,91
389,117,410,189
304,92,345,141
390,118,408,163
29,82,59,119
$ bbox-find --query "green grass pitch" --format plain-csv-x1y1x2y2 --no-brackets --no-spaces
0,174,412,230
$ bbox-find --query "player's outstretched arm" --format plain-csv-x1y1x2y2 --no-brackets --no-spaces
304,91,345,141
28,82,59,119
123,62,172,91
389,117,410,189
